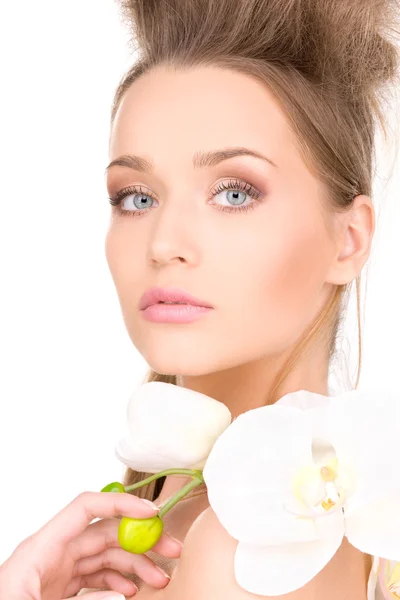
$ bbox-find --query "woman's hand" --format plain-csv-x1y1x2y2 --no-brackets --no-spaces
0,491,182,600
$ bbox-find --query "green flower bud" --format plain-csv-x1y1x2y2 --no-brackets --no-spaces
118,515,164,554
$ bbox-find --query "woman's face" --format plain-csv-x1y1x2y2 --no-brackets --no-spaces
105,65,341,376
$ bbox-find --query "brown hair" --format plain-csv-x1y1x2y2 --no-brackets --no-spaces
109,0,400,501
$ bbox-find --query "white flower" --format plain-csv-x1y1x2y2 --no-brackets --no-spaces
115,381,232,473
202,388,400,596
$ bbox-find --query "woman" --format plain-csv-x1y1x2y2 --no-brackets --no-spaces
1,0,399,598
79,0,400,596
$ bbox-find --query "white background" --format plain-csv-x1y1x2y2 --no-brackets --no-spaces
0,0,399,565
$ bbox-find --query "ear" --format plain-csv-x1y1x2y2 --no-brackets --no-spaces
325,195,375,285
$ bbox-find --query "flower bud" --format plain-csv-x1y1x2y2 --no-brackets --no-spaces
118,515,164,553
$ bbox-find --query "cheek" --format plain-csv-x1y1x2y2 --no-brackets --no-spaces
105,226,127,293
260,228,325,308
220,214,333,350
104,224,142,316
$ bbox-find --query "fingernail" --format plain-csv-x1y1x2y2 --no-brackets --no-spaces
169,535,183,547
142,499,159,510
155,565,171,579
129,582,139,594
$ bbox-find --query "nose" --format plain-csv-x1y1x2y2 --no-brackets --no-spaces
150,250,185,267
146,199,201,268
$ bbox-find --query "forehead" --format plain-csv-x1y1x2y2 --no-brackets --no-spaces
109,66,298,167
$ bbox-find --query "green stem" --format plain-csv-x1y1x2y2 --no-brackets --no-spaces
124,468,203,493
158,477,205,518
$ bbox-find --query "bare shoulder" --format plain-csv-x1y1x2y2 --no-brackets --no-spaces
162,507,304,600
163,506,238,599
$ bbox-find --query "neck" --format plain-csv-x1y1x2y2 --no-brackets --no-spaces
176,336,330,420
157,340,330,505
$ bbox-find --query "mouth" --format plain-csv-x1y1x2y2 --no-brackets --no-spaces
140,300,213,323
139,287,213,311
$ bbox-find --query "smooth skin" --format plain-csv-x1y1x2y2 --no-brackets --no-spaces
0,491,182,599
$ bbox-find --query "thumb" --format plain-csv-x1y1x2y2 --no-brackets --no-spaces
61,593,126,600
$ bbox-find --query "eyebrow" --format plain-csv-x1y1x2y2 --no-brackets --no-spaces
105,147,278,174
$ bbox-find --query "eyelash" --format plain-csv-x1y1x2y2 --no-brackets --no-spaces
108,178,264,217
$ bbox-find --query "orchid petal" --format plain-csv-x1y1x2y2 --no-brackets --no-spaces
234,513,344,596
116,381,231,473
325,389,400,515
203,404,321,544
114,426,208,472
276,390,336,450
345,489,400,561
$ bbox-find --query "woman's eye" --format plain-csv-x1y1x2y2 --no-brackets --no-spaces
108,179,264,217
209,179,263,212
109,186,158,216
213,188,248,207
124,192,155,211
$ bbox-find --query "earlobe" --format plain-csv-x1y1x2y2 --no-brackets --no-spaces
325,195,375,285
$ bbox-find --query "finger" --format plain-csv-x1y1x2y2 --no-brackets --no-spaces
38,492,159,546
63,567,139,599
151,530,183,557
68,518,119,561
69,517,182,562
73,546,171,588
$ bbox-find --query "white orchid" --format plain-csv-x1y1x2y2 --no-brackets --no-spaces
115,381,232,473
202,388,400,596
113,382,400,597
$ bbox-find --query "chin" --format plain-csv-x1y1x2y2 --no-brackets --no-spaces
145,353,219,377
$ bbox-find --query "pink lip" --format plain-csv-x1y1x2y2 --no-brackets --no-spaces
141,303,213,323
139,287,213,310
